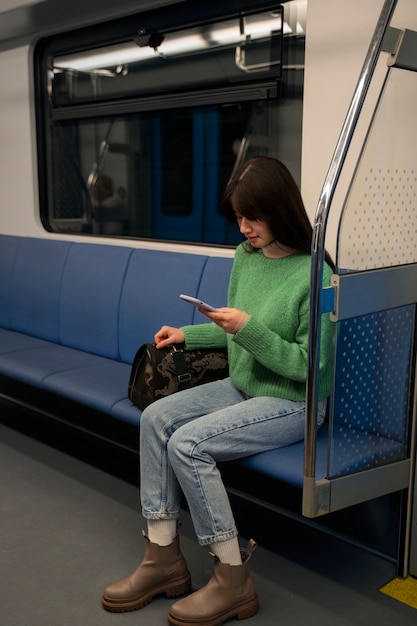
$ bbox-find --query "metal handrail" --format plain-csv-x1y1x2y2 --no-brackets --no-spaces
304,0,398,494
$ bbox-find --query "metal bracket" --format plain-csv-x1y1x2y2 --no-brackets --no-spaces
387,28,417,72
381,25,403,54
235,45,281,73
302,477,331,518
330,264,417,322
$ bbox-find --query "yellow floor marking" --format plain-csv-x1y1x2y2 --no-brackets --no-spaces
380,576,417,610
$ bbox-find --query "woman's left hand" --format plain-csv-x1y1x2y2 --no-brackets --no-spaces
199,307,250,334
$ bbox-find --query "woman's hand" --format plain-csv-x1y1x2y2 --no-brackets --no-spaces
200,307,250,334
154,308,249,349
154,326,185,349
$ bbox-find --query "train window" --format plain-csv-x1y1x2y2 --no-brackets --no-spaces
35,0,306,245
52,9,284,106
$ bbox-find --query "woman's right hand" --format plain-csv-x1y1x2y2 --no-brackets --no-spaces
154,326,185,349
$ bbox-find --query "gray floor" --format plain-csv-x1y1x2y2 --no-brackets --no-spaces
1,415,416,626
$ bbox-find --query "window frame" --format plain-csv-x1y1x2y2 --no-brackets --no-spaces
34,0,303,246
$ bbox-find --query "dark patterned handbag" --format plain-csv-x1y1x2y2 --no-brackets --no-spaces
128,343,229,411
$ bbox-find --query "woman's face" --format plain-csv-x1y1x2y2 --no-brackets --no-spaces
237,214,274,249
232,197,277,254
231,196,270,242
232,196,294,259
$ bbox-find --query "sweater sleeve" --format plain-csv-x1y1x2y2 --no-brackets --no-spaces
232,303,310,381
180,321,227,350
232,300,333,384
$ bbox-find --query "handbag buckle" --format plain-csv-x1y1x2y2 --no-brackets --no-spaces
170,344,184,354
177,373,192,383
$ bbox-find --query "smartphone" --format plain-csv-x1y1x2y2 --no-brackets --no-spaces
179,294,218,312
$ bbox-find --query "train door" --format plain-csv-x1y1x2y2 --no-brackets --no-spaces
150,106,245,245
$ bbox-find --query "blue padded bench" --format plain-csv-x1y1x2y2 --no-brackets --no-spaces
0,235,410,505
0,235,232,428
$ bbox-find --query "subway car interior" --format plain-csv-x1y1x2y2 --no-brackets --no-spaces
1,0,417,624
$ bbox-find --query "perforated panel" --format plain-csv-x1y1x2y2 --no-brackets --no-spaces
337,69,417,271
328,306,413,477
343,167,417,268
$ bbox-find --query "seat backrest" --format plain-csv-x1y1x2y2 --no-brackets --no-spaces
0,235,21,329
6,237,73,342
118,248,210,364
59,242,133,359
0,236,235,365
192,256,234,324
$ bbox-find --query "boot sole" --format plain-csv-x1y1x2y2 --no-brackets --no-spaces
167,594,259,626
102,574,191,613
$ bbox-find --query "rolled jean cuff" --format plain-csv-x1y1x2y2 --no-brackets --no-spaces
142,511,181,521
196,528,239,547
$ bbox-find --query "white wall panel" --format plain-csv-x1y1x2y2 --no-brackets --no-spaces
0,45,41,236
0,0,41,10
301,0,417,256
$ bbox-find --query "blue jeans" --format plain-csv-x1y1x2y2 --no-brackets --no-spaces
140,377,326,546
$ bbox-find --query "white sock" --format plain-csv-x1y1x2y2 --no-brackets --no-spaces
210,537,242,565
147,519,177,546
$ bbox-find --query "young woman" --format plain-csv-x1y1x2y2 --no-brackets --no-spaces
102,157,334,625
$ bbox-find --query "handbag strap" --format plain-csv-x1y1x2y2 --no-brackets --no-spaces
170,347,192,390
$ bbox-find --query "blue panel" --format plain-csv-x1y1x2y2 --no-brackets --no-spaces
333,308,413,438
328,306,413,477
321,286,335,314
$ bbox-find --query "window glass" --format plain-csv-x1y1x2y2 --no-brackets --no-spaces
52,9,283,106
37,1,306,245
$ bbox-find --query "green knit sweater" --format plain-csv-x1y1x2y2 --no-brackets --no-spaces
181,244,334,401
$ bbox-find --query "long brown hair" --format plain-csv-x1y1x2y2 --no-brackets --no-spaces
221,157,334,269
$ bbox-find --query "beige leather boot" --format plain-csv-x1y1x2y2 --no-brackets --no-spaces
102,531,191,612
167,539,259,626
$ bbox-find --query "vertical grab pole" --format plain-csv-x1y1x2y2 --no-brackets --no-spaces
303,0,398,517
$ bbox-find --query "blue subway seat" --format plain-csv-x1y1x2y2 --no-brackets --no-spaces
0,235,409,495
